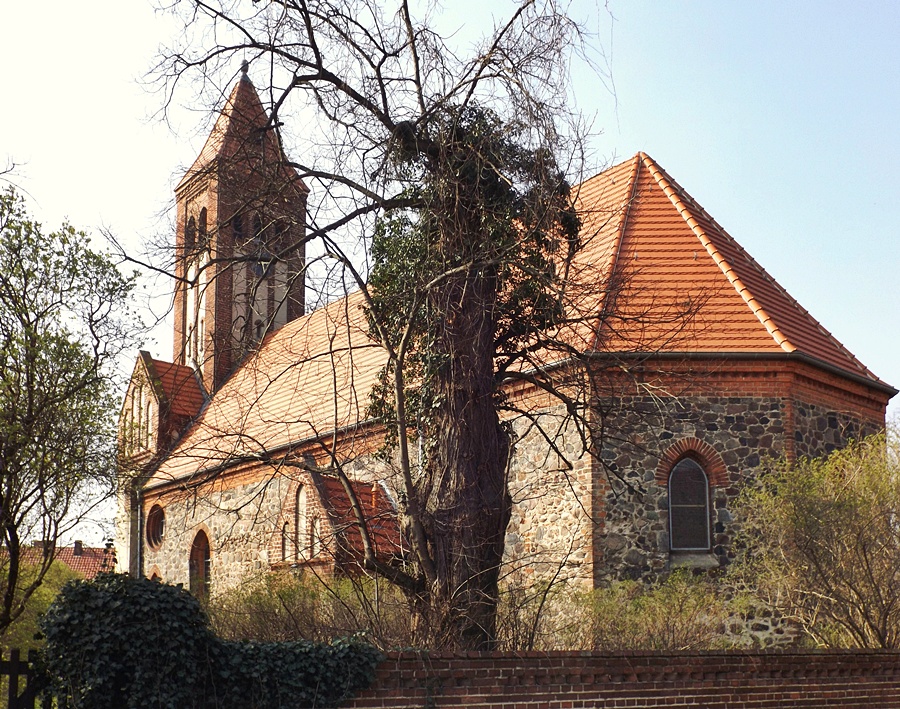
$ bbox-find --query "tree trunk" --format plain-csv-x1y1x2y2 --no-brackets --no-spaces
416,258,511,649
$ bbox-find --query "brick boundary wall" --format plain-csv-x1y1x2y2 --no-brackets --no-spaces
343,650,900,708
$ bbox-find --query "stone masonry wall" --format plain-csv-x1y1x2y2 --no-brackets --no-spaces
595,390,882,584
138,384,884,596
596,394,787,582
143,472,292,591
793,398,882,459
503,405,593,590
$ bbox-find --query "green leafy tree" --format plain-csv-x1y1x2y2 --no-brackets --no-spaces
735,431,900,648
1,560,79,650
0,187,136,637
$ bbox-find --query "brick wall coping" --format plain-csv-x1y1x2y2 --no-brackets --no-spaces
376,648,900,660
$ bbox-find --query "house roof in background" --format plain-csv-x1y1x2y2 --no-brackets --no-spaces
53,545,113,579
19,543,114,579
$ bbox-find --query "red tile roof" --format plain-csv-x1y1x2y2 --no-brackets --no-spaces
148,291,381,485
149,153,892,485
53,545,114,579
19,543,114,579
144,354,206,418
314,476,403,560
582,153,886,385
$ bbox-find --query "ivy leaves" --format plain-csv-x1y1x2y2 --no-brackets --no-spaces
40,573,381,708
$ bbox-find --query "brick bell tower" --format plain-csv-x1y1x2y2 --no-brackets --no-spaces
173,61,308,393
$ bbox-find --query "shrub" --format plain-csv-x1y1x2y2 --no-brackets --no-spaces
208,570,414,650
40,572,382,708
578,572,741,651
734,431,900,648
41,573,212,709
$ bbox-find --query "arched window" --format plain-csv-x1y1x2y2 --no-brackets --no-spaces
232,213,244,242
668,458,710,551
198,208,207,243
295,485,307,559
185,216,196,252
189,530,211,600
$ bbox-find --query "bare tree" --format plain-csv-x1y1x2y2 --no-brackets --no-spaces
146,0,701,649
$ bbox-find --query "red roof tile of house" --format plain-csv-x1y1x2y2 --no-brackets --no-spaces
19,543,114,579
149,153,892,485
53,544,114,579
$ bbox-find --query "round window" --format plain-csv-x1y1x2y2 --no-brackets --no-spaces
146,504,165,550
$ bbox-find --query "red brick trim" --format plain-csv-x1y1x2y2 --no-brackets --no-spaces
656,438,727,486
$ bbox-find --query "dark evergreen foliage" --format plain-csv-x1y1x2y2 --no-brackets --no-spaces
40,573,381,708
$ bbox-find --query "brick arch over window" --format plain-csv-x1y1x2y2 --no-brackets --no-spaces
656,438,727,487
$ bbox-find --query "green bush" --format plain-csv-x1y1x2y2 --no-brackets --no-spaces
40,573,382,709
41,573,212,709
734,431,900,648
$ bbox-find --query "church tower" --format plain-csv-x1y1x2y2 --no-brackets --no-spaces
173,63,308,393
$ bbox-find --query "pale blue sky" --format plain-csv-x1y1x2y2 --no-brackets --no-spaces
1,0,897,424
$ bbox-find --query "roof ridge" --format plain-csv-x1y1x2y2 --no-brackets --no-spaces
590,154,642,348
638,152,797,355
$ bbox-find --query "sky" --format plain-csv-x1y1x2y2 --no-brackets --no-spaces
0,1,898,535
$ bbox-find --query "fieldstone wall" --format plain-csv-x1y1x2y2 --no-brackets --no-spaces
595,395,787,583
503,405,593,589
792,398,881,459
136,387,886,599
143,473,293,591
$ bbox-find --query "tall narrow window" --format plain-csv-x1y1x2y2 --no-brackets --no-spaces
189,530,211,600
281,523,289,562
184,216,196,252
134,384,143,450
143,392,152,448
668,458,710,551
295,485,307,559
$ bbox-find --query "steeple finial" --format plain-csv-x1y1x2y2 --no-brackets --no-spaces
240,59,249,77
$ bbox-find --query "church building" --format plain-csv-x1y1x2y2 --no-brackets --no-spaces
116,72,895,598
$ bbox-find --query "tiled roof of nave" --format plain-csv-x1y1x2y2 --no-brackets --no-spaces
150,153,892,485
